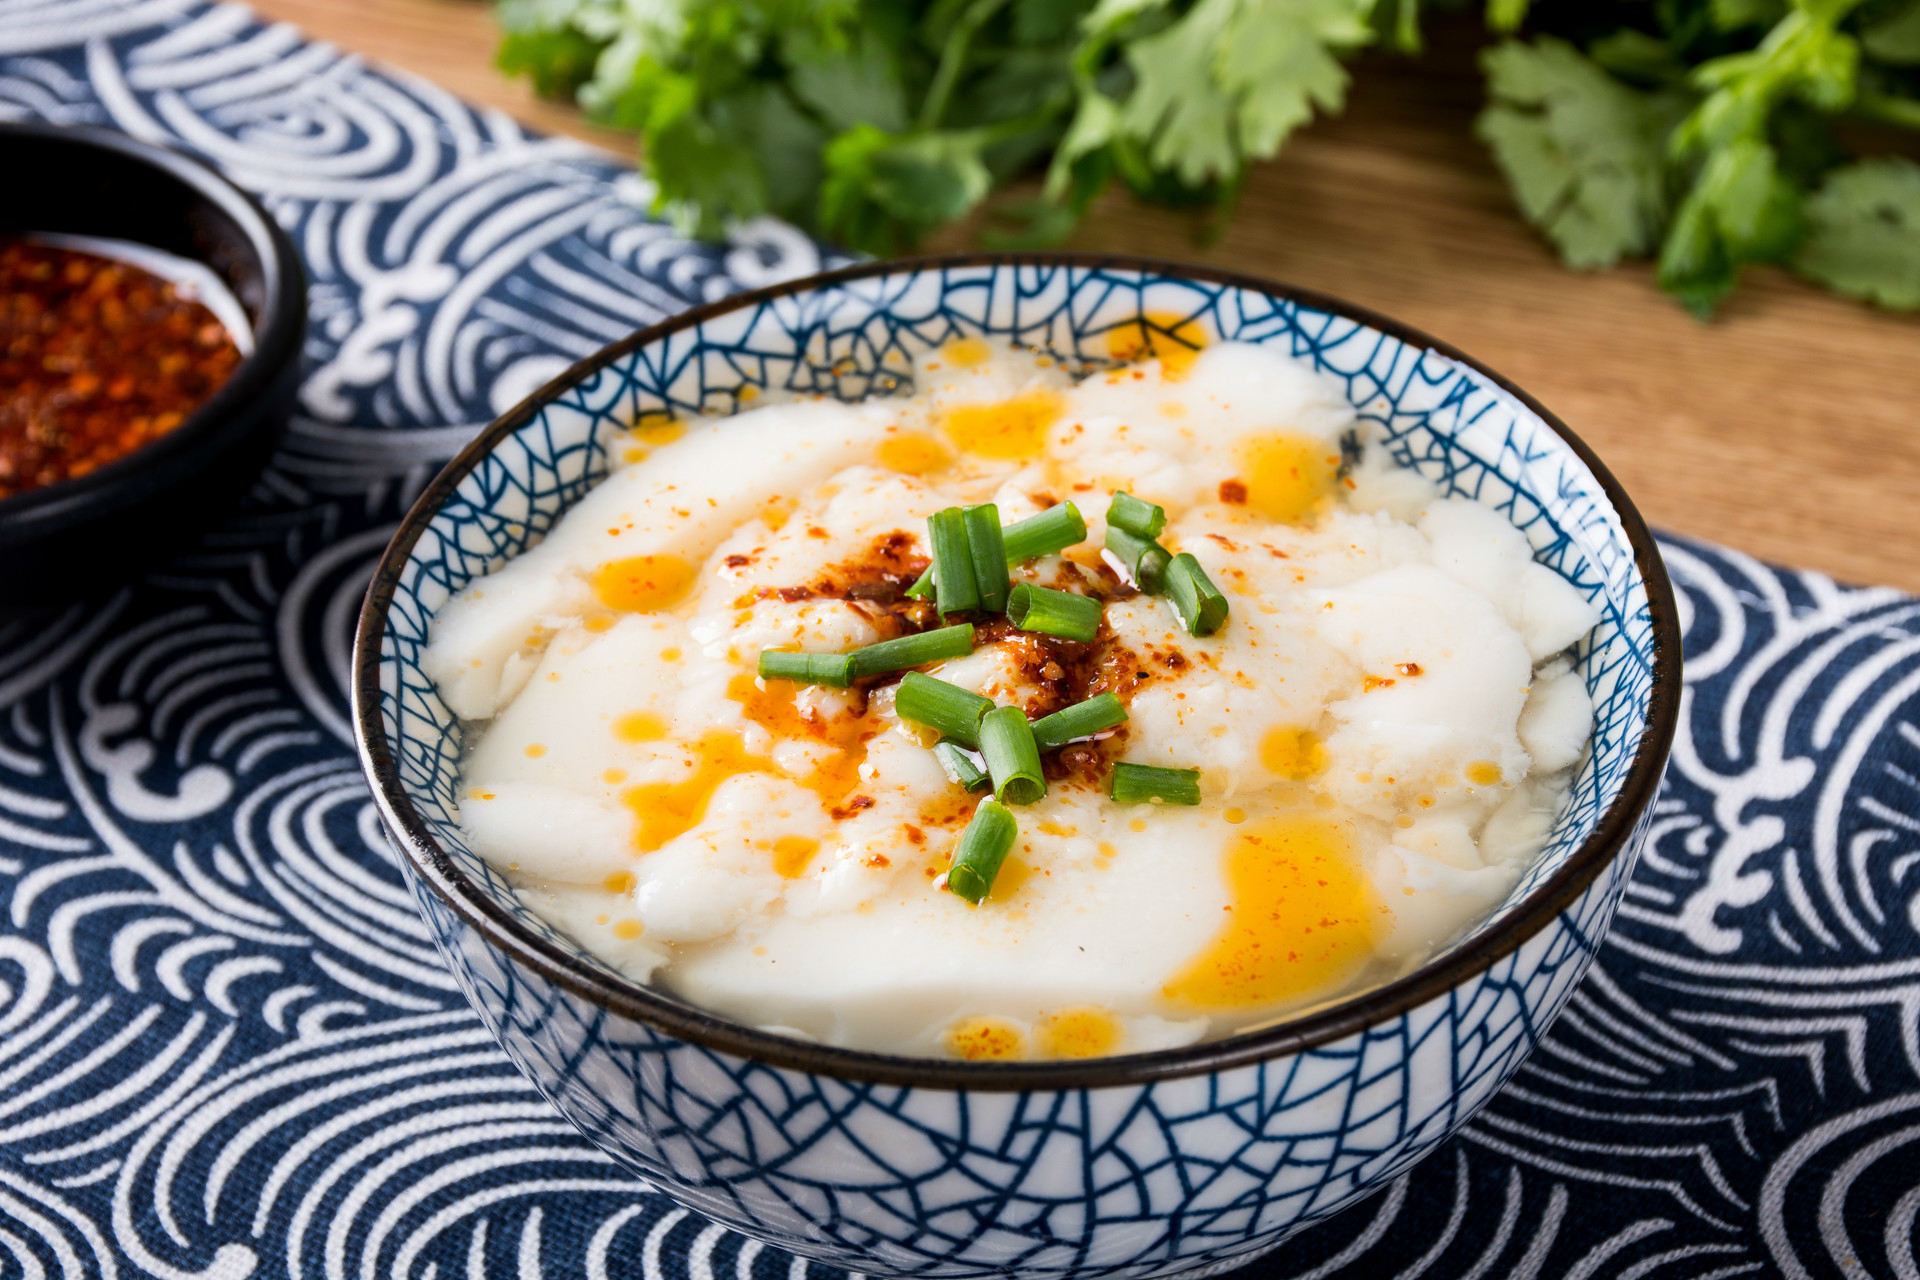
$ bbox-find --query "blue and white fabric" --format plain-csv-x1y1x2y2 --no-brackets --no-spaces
1,3,1917,1277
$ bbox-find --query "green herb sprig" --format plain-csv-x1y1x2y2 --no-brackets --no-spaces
499,0,1920,316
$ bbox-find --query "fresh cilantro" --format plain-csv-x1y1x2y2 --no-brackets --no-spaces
1476,38,1684,269
1116,0,1373,187
493,0,1920,315
1793,157,1920,306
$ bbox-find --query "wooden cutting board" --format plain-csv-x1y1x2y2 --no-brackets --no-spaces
254,0,1920,593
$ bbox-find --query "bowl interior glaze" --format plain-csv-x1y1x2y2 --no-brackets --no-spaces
360,256,1674,1087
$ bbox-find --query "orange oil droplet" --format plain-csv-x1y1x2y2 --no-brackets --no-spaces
1162,814,1377,1010
946,1016,1025,1061
1237,432,1338,525
614,710,668,743
1038,1007,1121,1059
876,431,954,475
1466,760,1505,786
1106,312,1208,379
772,835,820,878
592,554,694,613
940,390,1063,461
942,336,992,368
612,918,644,940
603,870,637,894
523,743,546,758
987,855,1033,903
620,731,766,853
1260,726,1328,781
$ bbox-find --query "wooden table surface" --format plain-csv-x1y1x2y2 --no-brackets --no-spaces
259,0,1920,594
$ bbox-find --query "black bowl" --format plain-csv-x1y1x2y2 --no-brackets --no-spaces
0,121,306,606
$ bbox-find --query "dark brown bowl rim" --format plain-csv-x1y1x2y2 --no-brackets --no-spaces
0,121,307,536
352,252,1682,1091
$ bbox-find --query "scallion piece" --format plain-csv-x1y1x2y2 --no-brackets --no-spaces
1164,553,1230,636
928,507,979,616
946,799,1017,904
1109,762,1202,806
1106,491,1166,539
1105,526,1172,592
964,503,1010,614
978,706,1046,805
933,740,991,791
1007,583,1101,642
895,671,993,747
1031,693,1127,752
1001,501,1087,563
757,650,854,687
904,501,1087,599
849,624,974,677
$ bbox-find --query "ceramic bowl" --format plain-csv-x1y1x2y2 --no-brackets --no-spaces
0,121,306,605
352,255,1680,1279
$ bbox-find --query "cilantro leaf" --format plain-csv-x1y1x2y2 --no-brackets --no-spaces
1657,137,1803,315
820,125,992,251
496,0,605,98
1476,38,1685,269
1792,157,1920,307
785,28,912,134
1116,0,1372,188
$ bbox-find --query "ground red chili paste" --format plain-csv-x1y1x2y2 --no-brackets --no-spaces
0,238,242,500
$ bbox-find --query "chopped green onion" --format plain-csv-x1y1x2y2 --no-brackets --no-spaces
905,501,1087,600
1109,762,1202,806
933,740,991,791
928,507,979,616
978,706,1046,805
964,504,1010,614
1164,553,1230,636
1031,693,1127,752
1002,501,1087,563
757,650,854,687
1105,526,1172,592
849,624,974,677
1106,491,1167,539
946,800,1017,904
895,671,993,747
1007,583,1102,643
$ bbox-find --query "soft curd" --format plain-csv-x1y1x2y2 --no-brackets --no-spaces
424,330,1598,1060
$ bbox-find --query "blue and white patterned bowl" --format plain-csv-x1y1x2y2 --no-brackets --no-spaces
352,256,1681,1279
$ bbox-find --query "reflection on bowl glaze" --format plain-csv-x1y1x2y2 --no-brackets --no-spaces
354,255,1679,1280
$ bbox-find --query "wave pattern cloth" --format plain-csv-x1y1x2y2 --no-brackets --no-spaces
0,3,1915,1277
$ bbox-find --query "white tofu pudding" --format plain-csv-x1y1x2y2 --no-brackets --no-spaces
423,329,1598,1062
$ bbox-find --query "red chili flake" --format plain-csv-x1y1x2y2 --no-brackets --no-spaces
1218,479,1248,505
829,795,875,820
1,239,241,499
1396,662,1423,677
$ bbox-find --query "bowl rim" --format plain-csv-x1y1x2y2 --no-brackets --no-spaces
352,251,1682,1091
0,120,307,539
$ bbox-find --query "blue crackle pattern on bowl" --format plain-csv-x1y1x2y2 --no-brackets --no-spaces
372,262,1663,1278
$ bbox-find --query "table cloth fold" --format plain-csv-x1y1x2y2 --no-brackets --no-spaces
2,4,1917,1277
